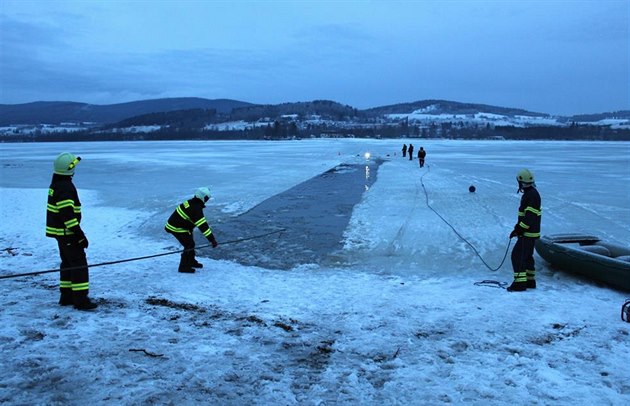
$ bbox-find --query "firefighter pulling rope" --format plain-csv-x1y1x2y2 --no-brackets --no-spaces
0,228,286,280
419,166,511,272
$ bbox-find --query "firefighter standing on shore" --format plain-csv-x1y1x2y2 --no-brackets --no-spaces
508,169,542,292
165,187,219,273
46,152,97,310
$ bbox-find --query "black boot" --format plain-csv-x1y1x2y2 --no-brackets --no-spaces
507,281,527,292
59,288,73,306
192,260,203,269
73,292,98,310
178,251,195,273
526,270,536,289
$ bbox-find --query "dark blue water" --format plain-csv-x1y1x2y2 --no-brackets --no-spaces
199,159,385,270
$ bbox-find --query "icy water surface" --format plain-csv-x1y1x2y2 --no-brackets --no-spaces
202,159,384,269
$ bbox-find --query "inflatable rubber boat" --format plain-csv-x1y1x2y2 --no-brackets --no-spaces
535,233,630,292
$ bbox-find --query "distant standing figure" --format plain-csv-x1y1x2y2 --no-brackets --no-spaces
418,147,427,167
402,144,407,158
165,187,219,273
46,152,97,310
508,169,542,292
407,144,414,161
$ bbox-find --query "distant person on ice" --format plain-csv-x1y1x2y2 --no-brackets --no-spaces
165,187,219,273
508,169,542,292
46,152,97,310
402,144,407,158
418,146,426,167
407,144,414,161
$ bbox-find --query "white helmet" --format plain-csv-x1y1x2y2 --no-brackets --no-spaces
195,187,211,202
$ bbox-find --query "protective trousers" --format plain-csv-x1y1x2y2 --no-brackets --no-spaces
56,236,89,303
172,232,196,271
511,236,536,285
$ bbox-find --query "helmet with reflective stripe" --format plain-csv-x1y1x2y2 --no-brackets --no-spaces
54,152,81,175
195,187,211,202
516,168,535,185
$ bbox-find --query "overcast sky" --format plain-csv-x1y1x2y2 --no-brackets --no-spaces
1,0,628,115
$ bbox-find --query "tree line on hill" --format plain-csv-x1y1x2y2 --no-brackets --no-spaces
3,119,629,142
2,99,629,141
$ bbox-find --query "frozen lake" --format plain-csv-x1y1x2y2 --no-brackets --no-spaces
1,139,629,405
2,139,627,273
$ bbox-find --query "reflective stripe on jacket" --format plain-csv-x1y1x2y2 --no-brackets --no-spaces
516,186,542,238
46,175,82,238
165,198,213,237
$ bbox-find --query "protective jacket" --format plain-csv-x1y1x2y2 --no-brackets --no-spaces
165,197,214,238
515,186,541,238
46,174,85,239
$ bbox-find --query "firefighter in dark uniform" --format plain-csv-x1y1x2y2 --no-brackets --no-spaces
508,169,542,292
407,144,414,161
418,146,426,168
402,144,407,158
46,152,97,310
165,187,218,273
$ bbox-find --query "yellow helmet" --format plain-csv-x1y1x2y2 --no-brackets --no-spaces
516,168,536,189
516,168,534,183
53,152,81,175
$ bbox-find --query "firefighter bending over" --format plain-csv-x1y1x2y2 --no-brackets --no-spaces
165,187,219,273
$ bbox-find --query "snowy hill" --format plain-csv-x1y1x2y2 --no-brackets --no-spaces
1,98,629,140
0,97,253,125
364,99,548,117
386,107,562,128
380,101,630,129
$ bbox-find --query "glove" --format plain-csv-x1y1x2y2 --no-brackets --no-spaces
78,237,89,249
73,228,89,249
509,228,520,239
208,234,218,248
